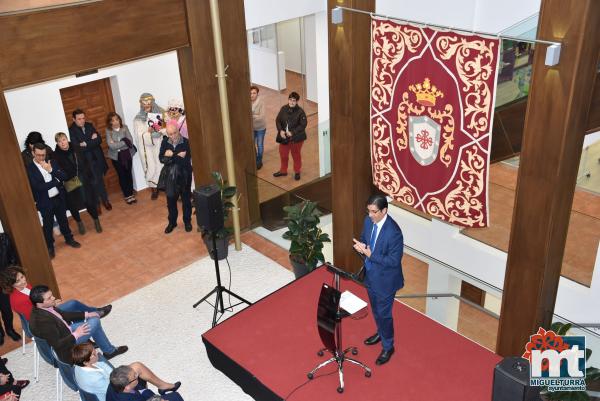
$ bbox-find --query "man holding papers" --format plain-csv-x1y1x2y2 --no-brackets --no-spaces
353,194,404,366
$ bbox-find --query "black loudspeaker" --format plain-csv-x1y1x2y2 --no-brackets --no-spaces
492,357,540,401
194,185,224,232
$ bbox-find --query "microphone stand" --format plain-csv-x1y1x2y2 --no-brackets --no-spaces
307,262,371,393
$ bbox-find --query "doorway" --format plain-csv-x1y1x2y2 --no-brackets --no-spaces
59,78,120,195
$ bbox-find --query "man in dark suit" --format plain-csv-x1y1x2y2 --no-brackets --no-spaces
26,143,81,258
68,108,112,211
107,365,184,401
28,285,127,365
353,194,404,365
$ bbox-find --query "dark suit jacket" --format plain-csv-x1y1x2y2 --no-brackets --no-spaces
68,122,108,175
29,307,85,364
107,387,184,401
359,214,404,296
26,160,68,211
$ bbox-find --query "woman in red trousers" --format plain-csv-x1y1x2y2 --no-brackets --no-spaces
273,92,307,181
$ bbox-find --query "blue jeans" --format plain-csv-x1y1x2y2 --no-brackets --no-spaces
71,317,116,354
253,129,266,164
56,299,97,313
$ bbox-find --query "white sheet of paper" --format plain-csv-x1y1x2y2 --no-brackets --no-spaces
340,290,368,315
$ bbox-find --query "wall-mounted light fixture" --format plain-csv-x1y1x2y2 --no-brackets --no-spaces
545,44,561,67
331,7,343,25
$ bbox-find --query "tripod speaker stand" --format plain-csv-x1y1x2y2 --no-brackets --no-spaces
193,185,251,327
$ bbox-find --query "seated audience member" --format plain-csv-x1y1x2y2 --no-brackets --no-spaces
26,143,81,259
53,132,103,234
0,266,111,321
107,365,184,401
73,342,180,401
28,285,127,364
0,358,29,400
21,131,53,167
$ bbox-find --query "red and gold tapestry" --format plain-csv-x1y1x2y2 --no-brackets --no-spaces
370,17,500,228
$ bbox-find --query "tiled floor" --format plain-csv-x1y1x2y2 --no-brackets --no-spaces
462,163,600,286
252,71,321,203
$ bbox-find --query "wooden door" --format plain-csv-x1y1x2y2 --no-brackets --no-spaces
59,78,120,195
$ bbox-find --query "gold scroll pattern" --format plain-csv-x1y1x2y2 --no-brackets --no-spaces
371,21,422,110
395,92,424,151
425,145,486,227
427,104,455,167
435,35,497,138
372,116,415,206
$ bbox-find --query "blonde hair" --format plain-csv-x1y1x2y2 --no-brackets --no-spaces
54,132,68,143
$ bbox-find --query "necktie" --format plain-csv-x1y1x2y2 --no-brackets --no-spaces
369,223,378,252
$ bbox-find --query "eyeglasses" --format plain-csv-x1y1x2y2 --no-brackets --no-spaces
128,373,139,384
366,208,380,215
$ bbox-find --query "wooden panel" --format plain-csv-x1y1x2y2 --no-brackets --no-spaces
0,90,60,297
460,281,485,307
179,0,257,230
59,79,120,195
329,0,376,273
0,0,188,89
586,71,600,134
497,0,600,356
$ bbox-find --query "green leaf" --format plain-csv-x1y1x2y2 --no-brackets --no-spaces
557,323,572,336
222,187,237,198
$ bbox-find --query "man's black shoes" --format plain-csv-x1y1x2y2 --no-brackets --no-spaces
99,305,112,319
66,239,81,248
164,223,177,234
104,345,128,360
6,330,21,341
375,347,394,365
273,171,287,177
364,333,381,345
294,173,301,181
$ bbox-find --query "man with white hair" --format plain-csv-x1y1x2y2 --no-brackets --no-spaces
166,98,187,139
133,93,165,200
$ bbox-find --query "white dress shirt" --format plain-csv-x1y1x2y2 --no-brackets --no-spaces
34,161,59,198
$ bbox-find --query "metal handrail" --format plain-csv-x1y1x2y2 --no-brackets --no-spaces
395,292,500,319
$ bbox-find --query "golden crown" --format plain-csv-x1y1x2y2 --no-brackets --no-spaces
409,78,444,107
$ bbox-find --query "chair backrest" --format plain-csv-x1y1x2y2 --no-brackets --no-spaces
18,313,33,339
78,388,100,401
32,335,57,368
50,348,79,392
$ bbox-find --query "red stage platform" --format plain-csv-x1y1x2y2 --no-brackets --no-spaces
202,267,501,401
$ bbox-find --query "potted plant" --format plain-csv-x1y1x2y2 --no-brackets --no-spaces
201,171,238,260
539,322,600,401
282,200,331,279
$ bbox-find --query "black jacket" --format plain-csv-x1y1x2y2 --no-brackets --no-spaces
53,143,94,183
29,307,85,364
275,105,307,144
68,122,108,175
26,160,68,211
158,136,192,197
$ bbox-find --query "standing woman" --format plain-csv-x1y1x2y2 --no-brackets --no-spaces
250,86,266,170
106,112,137,205
273,92,307,181
53,132,102,234
21,131,53,167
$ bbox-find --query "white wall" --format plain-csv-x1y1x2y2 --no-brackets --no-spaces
244,0,326,30
377,0,541,33
315,10,329,123
277,19,303,74
473,0,541,33
4,51,183,192
248,46,282,90
376,0,478,30
304,15,318,103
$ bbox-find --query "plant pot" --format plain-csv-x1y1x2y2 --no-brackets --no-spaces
290,257,310,279
202,234,229,260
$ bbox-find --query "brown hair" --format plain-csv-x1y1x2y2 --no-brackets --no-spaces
0,266,25,294
250,85,259,93
106,112,123,129
72,342,95,366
